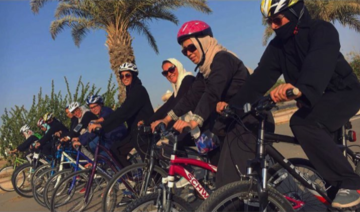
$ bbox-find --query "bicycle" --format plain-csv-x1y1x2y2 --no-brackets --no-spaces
0,148,31,192
50,128,135,212
11,148,49,198
123,124,219,212
32,140,88,207
198,89,360,212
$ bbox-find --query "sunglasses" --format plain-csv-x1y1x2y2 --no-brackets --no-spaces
120,73,132,79
181,44,197,56
161,66,176,77
266,15,285,26
89,104,99,110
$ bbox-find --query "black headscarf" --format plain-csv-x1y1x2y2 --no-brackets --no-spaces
274,2,313,83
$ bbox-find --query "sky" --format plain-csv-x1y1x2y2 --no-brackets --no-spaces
0,0,360,126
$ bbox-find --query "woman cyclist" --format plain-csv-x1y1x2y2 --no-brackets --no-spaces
218,0,360,208
151,20,255,187
89,62,154,168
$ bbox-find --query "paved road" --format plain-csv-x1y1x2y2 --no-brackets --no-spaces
1,117,360,212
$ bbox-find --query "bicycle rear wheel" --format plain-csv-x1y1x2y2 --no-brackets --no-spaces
0,166,15,192
198,180,294,212
268,158,329,211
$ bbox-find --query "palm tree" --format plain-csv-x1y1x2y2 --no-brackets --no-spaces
262,0,360,45
31,0,211,103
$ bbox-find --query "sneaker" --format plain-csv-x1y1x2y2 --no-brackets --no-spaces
175,177,190,188
332,189,360,208
117,195,134,207
119,180,136,190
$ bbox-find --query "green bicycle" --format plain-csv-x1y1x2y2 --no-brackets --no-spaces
0,148,31,192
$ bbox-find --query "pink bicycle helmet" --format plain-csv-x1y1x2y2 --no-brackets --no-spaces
177,20,213,44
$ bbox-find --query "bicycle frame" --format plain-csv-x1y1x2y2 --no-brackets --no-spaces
75,135,124,204
247,113,356,211
167,156,217,199
161,133,217,211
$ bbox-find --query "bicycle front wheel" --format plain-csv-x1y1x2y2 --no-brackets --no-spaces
51,169,109,212
0,166,15,192
11,163,33,198
198,181,294,212
124,193,193,212
102,163,167,212
33,167,58,207
43,169,73,209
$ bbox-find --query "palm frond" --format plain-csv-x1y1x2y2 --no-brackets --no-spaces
50,16,81,39
55,2,92,19
30,0,51,14
262,25,274,46
130,21,158,53
71,21,91,47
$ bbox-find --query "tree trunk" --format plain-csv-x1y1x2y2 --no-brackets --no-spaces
106,27,135,104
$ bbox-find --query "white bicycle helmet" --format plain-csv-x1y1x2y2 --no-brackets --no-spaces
86,95,104,105
20,124,30,133
37,118,45,127
68,102,80,113
118,62,139,75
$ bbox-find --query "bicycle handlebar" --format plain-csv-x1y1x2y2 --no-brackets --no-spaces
223,88,299,117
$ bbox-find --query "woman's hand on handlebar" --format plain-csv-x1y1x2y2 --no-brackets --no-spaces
216,102,228,114
173,120,196,133
137,120,144,127
72,141,81,149
151,116,172,132
270,83,302,103
88,123,101,132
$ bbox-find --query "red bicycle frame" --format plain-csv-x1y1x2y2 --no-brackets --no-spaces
165,154,217,199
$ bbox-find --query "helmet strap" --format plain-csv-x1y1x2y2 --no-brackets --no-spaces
193,37,206,73
289,6,305,35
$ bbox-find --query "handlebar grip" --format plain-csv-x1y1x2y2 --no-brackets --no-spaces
286,88,299,98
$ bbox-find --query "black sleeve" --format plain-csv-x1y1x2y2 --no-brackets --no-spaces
172,73,206,117
69,112,97,138
101,86,148,133
229,42,282,107
295,22,340,107
80,112,98,128
38,127,56,146
192,54,238,125
149,95,175,123
149,76,195,123
17,135,38,152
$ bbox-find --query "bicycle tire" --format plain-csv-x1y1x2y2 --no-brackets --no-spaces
123,192,194,212
32,167,58,207
51,168,110,212
43,169,73,209
102,163,168,212
11,163,33,198
268,158,330,211
198,180,294,212
0,166,15,192
355,164,360,176
31,163,51,190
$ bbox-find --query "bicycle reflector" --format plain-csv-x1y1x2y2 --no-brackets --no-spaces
347,130,356,142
